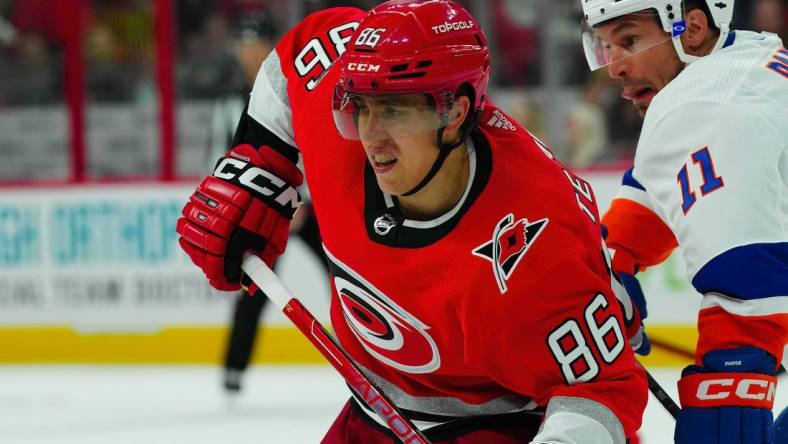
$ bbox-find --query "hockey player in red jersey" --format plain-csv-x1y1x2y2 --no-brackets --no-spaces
177,1,648,442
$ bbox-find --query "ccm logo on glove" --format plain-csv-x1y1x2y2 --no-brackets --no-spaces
214,155,302,216
177,144,303,291
696,378,776,401
679,372,777,409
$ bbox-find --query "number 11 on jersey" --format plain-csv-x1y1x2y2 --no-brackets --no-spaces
677,146,725,214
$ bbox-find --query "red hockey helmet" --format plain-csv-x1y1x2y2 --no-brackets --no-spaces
332,0,490,141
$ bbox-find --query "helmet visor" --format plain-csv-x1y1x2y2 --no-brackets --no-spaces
581,14,677,71
332,85,454,142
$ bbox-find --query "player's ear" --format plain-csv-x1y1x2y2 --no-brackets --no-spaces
445,95,471,133
681,8,715,56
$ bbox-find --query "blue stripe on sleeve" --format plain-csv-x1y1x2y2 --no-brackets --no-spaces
621,167,646,191
722,31,736,48
692,242,788,300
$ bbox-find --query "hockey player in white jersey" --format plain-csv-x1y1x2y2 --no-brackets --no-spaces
578,0,788,443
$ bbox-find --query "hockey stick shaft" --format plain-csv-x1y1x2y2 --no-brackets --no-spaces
241,253,431,444
649,337,694,360
643,366,680,420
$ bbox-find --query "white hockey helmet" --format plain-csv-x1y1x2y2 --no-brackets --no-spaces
580,0,734,70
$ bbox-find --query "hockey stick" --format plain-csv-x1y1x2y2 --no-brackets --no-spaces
241,253,431,444
642,365,680,420
649,337,694,360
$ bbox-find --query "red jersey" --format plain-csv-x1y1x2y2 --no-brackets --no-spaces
246,7,647,441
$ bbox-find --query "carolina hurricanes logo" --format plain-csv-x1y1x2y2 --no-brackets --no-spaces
328,252,440,374
472,213,548,294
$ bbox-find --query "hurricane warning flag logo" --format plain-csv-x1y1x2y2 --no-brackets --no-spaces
472,213,548,294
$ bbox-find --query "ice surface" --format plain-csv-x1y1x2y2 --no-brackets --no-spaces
0,365,783,444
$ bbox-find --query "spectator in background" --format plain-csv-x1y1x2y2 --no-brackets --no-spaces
565,74,609,167
209,11,329,395
16,34,60,103
2,0,76,106
0,33,61,105
575,73,643,165
179,11,239,99
84,22,138,102
206,11,271,161
9,0,74,45
500,92,545,139
752,0,787,42
604,96,642,163
492,0,541,85
0,15,17,47
597,70,643,163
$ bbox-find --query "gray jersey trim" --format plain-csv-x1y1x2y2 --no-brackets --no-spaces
544,396,625,444
354,363,537,418
248,50,296,147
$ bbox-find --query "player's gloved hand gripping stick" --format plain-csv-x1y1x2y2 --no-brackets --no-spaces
241,253,431,444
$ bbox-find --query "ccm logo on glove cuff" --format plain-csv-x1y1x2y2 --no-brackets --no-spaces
678,372,777,409
213,158,302,218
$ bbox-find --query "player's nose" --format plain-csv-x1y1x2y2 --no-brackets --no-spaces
359,111,388,141
607,56,629,81
605,45,632,80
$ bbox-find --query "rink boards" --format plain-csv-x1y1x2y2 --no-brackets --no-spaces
0,176,703,366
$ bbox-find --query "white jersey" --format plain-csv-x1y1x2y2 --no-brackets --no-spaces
630,31,788,359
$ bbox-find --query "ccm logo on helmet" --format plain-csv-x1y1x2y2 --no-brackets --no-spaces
347,62,381,72
431,20,474,34
213,157,302,214
696,378,776,402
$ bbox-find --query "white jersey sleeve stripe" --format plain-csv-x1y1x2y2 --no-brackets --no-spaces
701,293,788,317
532,396,623,444
615,168,661,215
615,185,651,206
248,50,296,147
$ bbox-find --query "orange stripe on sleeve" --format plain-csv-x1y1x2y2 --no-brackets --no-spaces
602,198,678,274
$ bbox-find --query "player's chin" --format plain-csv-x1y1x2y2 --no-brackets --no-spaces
631,90,656,116
633,100,651,117
375,178,403,196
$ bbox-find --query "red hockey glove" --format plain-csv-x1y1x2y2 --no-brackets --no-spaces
177,144,303,290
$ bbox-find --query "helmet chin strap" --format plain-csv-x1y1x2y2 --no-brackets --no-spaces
671,22,731,65
400,105,483,198
400,125,464,197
